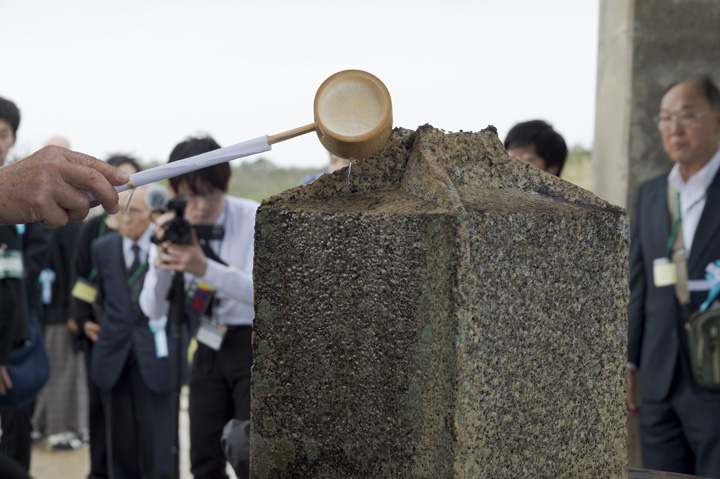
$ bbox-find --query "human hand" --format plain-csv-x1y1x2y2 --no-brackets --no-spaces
84,321,101,342
156,231,208,277
152,212,175,241
0,145,130,228
0,364,12,396
627,368,639,417
67,318,79,334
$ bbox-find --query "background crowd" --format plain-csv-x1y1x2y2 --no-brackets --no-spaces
1,72,720,479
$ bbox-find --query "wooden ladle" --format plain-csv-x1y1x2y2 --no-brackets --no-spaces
87,70,393,200
268,69,393,160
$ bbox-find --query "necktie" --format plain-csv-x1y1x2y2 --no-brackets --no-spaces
130,243,141,273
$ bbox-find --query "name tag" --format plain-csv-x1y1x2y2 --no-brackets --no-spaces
654,258,677,287
0,250,23,279
72,277,99,304
195,317,226,351
149,316,169,358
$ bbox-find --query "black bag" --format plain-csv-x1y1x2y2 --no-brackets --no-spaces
0,311,49,407
685,305,720,390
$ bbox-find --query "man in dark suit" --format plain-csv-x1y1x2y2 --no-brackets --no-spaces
628,75,720,477
91,185,186,479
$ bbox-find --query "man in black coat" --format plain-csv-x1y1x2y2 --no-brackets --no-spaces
628,75,720,477
90,186,186,479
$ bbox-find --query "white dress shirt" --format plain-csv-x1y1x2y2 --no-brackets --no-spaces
122,224,153,270
139,196,259,325
668,149,720,256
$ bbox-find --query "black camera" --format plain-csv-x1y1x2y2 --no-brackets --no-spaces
155,197,225,245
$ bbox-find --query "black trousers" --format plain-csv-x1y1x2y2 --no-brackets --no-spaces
100,352,174,479
0,402,33,471
85,340,108,479
640,358,720,477
189,326,252,479
0,450,30,479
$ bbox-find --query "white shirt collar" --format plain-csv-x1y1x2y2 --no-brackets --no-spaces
668,148,720,193
123,223,154,262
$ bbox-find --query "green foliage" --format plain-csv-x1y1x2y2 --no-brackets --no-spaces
560,144,592,190
228,157,322,202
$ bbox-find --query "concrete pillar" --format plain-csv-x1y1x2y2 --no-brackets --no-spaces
592,0,720,211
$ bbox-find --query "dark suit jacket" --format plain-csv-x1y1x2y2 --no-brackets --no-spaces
628,168,720,401
90,233,186,393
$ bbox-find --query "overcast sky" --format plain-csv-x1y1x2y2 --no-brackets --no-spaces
2,0,599,169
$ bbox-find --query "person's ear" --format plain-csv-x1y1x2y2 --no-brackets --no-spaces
168,183,176,196
226,177,231,191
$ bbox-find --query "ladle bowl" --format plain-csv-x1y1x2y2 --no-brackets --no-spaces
313,69,393,159
267,69,393,160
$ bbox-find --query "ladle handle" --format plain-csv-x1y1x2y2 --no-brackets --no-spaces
267,122,317,145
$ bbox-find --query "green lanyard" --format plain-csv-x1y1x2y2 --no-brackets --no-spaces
667,191,706,256
87,214,109,282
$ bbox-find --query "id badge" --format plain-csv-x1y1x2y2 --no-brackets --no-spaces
195,317,227,351
0,250,23,279
72,277,99,303
653,258,677,287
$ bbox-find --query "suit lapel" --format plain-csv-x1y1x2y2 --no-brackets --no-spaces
649,179,671,260
688,170,720,275
106,235,132,305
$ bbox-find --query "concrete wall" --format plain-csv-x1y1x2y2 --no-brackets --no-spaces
592,0,720,211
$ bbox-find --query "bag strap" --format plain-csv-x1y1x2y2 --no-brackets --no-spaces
668,185,691,306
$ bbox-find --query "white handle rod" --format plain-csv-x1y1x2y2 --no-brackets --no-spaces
86,135,272,201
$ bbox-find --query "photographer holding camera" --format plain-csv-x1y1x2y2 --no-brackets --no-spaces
139,136,258,479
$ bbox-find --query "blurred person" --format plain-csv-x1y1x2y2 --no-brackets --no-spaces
140,135,258,479
0,96,19,166
301,152,351,185
90,185,184,479
31,136,89,451
627,75,720,477
0,219,33,477
70,154,141,479
0,96,53,473
504,119,568,176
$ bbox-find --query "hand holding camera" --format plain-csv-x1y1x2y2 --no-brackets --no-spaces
151,196,224,277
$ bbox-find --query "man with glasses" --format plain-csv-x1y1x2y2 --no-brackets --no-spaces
140,136,258,479
90,185,181,479
627,75,720,476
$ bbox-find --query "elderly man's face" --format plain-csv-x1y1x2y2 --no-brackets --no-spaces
117,188,152,242
0,119,16,166
658,82,720,168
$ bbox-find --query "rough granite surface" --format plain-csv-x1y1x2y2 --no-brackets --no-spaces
251,125,629,478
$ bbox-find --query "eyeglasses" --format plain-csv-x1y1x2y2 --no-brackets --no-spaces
655,109,716,131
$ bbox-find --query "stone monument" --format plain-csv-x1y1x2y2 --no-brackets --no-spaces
251,125,629,478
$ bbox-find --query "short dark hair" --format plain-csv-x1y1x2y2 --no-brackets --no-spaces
504,120,568,176
0,96,21,135
168,136,230,193
106,154,142,173
697,74,720,110
662,74,720,110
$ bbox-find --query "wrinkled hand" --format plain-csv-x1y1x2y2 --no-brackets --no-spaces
156,230,208,277
84,321,101,342
0,364,12,396
0,145,130,228
627,368,639,417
